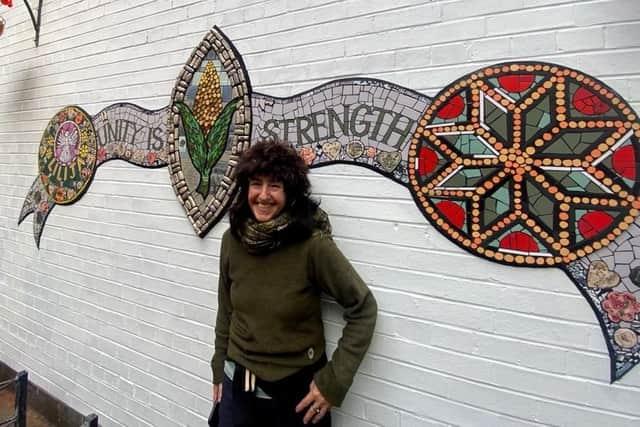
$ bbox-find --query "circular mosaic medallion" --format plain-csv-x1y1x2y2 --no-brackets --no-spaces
408,62,640,266
38,106,97,205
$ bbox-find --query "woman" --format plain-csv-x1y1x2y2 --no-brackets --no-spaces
212,141,377,426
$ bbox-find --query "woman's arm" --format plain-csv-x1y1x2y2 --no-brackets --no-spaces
308,234,378,407
211,231,232,387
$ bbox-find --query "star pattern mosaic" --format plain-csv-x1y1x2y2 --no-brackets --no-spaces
408,63,640,267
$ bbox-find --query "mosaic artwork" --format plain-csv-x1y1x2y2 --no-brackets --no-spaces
168,27,252,236
409,64,639,266
19,104,168,246
94,103,169,167
38,106,97,205
18,26,640,382
253,79,430,184
406,63,640,379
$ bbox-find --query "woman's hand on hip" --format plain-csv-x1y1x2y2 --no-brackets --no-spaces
295,380,331,424
213,382,223,403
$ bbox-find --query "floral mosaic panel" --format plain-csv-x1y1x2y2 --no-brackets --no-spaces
566,224,640,380
38,106,97,205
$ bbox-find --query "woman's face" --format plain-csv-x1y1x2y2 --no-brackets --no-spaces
247,175,287,222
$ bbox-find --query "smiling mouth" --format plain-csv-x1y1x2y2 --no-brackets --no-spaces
254,204,276,216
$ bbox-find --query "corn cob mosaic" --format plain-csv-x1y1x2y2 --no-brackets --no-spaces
168,26,251,237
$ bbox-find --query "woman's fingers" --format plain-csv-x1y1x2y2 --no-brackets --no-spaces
311,406,328,424
213,383,223,403
302,404,315,424
303,403,329,425
297,381,331,424
295,389,314,413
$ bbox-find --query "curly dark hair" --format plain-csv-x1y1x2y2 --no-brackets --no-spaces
229,140,319,237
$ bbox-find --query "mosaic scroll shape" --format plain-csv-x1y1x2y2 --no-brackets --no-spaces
19,104,169,247
565,220,640,381
252,79,431,184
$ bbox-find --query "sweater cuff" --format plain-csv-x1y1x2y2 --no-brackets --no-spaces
211,354,225,384
313,362,349,407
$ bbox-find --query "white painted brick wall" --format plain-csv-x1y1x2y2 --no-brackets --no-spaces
1,0,639,426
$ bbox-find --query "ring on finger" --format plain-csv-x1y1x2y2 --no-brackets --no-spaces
315,407,321,414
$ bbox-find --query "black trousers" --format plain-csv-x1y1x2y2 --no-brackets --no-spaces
218,359,331,427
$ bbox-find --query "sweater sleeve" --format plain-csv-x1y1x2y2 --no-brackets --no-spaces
211,231,231,384
309,234,377,407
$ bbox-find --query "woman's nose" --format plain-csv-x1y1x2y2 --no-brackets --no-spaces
258,185,270,199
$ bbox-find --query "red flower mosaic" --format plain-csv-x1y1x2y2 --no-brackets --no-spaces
436,200,465,229
499,231,539,252
497,74,535,93
602,292,640,323
612,145,636,180
437,95,465,119
97,147,107,163
577,211,614,240
146,151,157,165
418,147,438,175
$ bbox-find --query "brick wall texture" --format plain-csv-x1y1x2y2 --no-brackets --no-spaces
1,0,639,426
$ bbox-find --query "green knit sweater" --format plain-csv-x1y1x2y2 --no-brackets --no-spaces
211,228,377,406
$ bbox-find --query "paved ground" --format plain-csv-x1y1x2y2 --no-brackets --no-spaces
0,387,56,427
